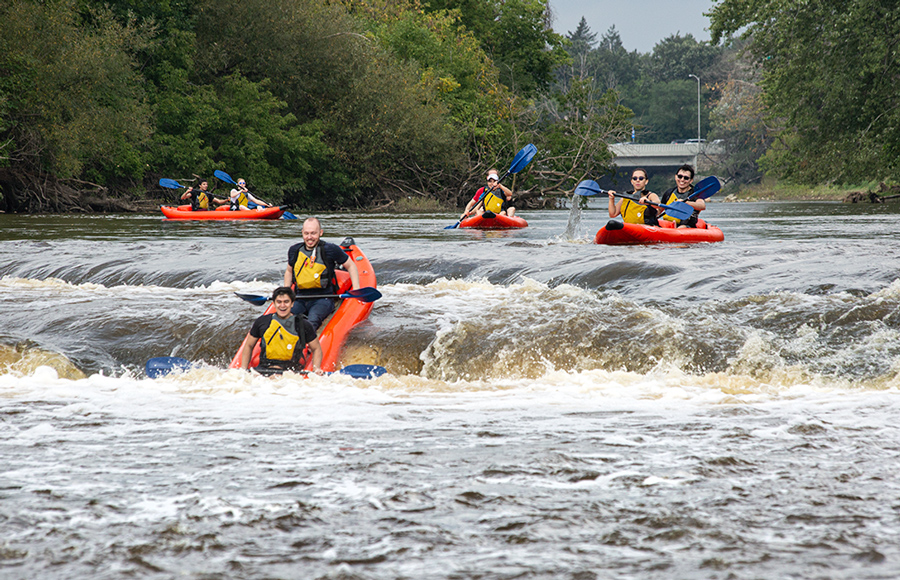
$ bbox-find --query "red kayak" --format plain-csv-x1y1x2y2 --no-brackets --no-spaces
595,219,724,245
161,205,285,220
459,211,528,230
228,238,376,373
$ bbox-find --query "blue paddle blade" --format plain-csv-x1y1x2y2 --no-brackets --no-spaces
689,176,721,200
662,201,694,221
574,180,602,196
159,178,185,189
234,292,269,305
338,364,387,379
510,143,537,173
214,169,235,185
342,287,382,302
282,211,298,220
145,356,193,378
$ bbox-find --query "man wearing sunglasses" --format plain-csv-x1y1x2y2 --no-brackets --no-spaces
659,164,705,228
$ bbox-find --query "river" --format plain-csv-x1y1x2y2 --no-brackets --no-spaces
2,200,900,578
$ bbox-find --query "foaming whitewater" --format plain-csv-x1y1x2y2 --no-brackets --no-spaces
4,203,900,578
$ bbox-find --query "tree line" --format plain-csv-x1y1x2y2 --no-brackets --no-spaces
1,0,889,213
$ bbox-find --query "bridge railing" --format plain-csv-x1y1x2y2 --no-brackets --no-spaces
609,142,725,156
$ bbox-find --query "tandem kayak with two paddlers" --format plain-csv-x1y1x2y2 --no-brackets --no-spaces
594,218,725,245
160,205,286,220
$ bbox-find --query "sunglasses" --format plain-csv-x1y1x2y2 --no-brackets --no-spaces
632,176,646,181
676,174,692,180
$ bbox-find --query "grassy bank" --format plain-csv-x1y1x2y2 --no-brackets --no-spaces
724,178,885,202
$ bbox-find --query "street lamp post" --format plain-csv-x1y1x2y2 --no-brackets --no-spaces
688,74,701,169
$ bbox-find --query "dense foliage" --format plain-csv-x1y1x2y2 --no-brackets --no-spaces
709,0,900,184
10,0,861,212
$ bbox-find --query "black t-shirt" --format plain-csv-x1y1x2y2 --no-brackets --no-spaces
188,189,208,211
286,241,349,296
249,312,315,369
661,185,694,203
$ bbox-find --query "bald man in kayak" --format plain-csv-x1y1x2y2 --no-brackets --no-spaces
284,217,360,330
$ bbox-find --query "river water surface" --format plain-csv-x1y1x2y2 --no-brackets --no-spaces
3,200,900,579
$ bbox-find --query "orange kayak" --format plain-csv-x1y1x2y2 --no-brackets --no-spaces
459,212,528,230
161,205,285,220
228,238,376,373
595,219,724,245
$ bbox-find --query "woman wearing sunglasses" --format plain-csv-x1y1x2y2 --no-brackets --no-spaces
607,168,661,225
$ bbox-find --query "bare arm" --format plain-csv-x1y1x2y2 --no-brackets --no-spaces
461,198,477,218
246,191,270,207
607,191,621,218
307,338,324,374
283,265,293,288
240,334,260,370
341,256,361,290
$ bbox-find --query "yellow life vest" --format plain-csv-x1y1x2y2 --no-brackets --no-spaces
621,198,650,224
260,315,303,363
659,189,684,224
194,190,209,210
481,188,504,213
293,245,329,290
230,190,249,210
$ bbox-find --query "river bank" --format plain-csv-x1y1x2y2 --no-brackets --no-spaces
726,178,897,202
5,178,898,215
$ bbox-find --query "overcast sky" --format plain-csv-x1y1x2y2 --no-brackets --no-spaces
550,0,717,54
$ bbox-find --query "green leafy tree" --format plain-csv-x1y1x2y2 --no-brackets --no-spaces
527,80,633,195
709,0,900,182
644,34,723,84
588,26,642,92
557,17,597,90
152,72,345,206
193,0,461,203
0,1,152,183
423,0,568,95
708,45,771,184
625,79,707,144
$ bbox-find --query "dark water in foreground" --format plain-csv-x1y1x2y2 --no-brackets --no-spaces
3,200,900,579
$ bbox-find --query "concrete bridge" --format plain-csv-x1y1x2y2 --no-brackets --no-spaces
610,142,725,169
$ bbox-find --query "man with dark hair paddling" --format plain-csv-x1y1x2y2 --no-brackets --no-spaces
181,180,213,211
658,164,706,228
240,287,323,375
284,217,360,330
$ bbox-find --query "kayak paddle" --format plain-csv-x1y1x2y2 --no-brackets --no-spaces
214,170,298,219
145,356,387,379
445,143,537,229
574,180,695,222
234,286,382,306
159,178,186,189
687,175,722,201
145,356,193,378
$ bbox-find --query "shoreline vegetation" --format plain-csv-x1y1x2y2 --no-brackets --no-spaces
723,179,900,203
17,177,895,216
4,2,896,215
